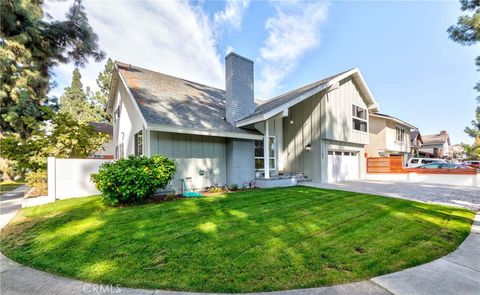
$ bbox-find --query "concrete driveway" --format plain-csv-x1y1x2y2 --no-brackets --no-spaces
303,180,480,211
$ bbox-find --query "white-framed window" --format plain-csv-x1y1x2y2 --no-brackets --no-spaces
116,143,124,159
395,126,405,142
114,105,121,123
134,130,143,156
352,104,368,132
254,136,276,171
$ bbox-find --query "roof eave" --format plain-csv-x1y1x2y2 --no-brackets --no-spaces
146,124,264,140
236,68,380,127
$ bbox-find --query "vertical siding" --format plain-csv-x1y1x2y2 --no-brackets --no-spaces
323,77,369,144
149,131,226,191
282,92,323,181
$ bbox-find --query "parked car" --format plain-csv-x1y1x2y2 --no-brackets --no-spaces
465,160,480,170
406,158,446,168
416,163,475,170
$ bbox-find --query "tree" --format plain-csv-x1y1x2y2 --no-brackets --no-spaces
449,0,480,159
92,58,114,122
1,0,104,139
0,111,109,175
59,68,104,122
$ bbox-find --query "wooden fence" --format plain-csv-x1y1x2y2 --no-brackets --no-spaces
366,156,403,173
366,156,477,175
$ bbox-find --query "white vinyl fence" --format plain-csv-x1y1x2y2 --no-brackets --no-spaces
48,157,113,200
365,172,480,188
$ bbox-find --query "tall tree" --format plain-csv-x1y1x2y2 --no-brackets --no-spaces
59,68,102,122
91,58,114,122
449,0,480,158
1,0,104,139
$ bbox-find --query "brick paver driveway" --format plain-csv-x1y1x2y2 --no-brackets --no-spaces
304,180,480,211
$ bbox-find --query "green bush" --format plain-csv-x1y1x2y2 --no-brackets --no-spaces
91,155,176,205
25,170,48,197
228,183,238,191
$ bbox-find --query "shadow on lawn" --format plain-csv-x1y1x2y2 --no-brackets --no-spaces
0,187,474,292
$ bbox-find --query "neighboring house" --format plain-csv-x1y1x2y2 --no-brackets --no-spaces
410,129,424,156
365,113,416,165
89,122,115,159
108,52,379,190
419,131,451,158
448,144,467,161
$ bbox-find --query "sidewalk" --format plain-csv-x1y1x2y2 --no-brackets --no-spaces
0,185,26,230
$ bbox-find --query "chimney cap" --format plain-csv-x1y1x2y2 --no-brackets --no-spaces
225,52,254,64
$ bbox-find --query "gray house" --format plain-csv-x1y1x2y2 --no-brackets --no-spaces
108,52,379,190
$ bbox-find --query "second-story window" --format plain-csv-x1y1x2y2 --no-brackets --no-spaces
352,105,367,132
396,126,405,142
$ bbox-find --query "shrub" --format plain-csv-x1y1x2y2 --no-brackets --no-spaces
91,155,176,205
25,170,48,197
228,183,238,191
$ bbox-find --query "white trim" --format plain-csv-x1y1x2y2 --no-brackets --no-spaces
264,121,270,179
236,68,380,127
370,113,417,130
117,70,148,127
147,124,263,140
236,83,330,127
352,104,368,133
255,136,276,171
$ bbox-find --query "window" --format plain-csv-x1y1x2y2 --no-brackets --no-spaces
114,105,121,123
410,159,419,164
116,143,124,159
396,126,405,142
352,105,368,132
134,130,143,156
255,136,276,170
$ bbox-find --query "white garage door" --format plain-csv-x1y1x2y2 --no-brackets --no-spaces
327,151,359,182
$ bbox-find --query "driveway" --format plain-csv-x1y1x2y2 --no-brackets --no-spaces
303,180,480,211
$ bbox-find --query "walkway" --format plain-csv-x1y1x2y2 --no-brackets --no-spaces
0,185,26,230
1,183,479,294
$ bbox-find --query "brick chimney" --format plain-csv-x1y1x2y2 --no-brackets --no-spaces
225,52,254,124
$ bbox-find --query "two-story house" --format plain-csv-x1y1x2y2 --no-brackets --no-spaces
107,52,380,189
419,131,451,158
365,113,416,165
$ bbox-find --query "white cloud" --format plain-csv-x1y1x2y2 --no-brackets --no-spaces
214,0,250,33
257,1,329,98
43,0,225,97
226,45,235,54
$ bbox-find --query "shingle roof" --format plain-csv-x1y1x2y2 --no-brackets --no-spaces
89,122,113,134
238,69,353,122
116,62,259,136
422,132,449,145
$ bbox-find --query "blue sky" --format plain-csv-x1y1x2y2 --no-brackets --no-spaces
46,0,478,144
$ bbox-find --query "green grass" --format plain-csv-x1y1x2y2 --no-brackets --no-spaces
0,180,24,195
0,186,474,292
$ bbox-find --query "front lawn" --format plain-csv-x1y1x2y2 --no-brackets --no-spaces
1,186,474,292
